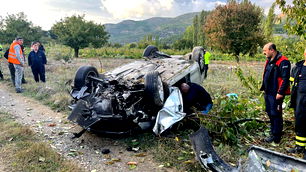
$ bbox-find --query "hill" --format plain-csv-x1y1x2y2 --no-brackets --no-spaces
104,12,200,44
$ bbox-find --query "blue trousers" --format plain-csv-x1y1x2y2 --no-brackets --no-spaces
264,94,283,138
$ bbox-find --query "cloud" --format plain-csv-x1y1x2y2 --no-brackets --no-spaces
0,0,292,30
100,0,229,22
100,0,175,19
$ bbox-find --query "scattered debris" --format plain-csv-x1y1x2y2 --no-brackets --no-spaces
48,123,56,127
101,149,110,154
38,156,45,162
134,153,146,157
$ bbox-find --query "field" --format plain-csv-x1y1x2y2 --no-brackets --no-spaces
0,49,301,171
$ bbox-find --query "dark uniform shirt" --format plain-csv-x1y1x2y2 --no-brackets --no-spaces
297,66,306,93
182,83,212,114
262,52,291,95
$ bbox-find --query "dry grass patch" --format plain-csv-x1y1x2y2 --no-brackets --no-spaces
0,112,83,172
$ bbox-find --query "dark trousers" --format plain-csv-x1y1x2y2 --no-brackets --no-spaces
0,70,3,79
295,93,306,137
8,63,26,85
31,65,45,82
264,94,283,139
204,64,209,79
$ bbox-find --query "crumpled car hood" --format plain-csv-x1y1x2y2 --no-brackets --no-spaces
153,87,186,135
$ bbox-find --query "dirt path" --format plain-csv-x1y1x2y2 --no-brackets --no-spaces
0,83,171,172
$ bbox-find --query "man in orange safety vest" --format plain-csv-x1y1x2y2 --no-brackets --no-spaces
8,37,25,93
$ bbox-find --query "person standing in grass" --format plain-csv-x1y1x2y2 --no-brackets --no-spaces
8,37,25,93
204,50,211,79
28,42,47,82
260,43,291,144
288,48,306,159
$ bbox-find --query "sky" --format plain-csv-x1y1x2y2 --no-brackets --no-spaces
0,0,290,30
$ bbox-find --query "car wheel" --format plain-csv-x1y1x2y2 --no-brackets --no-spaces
74,66,99,90
192,46,205,72
144,71,164,107
143,45,159,58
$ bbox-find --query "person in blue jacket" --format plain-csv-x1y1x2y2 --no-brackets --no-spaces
28,42,47,82
180,82,213,115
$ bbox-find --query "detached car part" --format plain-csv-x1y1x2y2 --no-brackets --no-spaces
190,127,306,172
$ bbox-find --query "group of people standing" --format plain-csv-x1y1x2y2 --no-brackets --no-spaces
0,37,47,93
261,42,306,159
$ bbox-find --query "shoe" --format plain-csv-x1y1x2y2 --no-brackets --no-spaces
287,146,305,153
16,89,23,93
264,136,281,143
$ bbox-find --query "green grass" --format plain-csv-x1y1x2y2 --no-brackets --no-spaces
0,111,83,172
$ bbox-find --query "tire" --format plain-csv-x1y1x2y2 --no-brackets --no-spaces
144,71,164,107
143,45,159,58
192,46,205,72
74,66,99,89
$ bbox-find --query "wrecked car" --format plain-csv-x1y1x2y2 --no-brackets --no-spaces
68,45,206,137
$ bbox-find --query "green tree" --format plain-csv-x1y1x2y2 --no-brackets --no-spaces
198,10,208,46
204,0,264,62
264,3,276,41
276,0,306,39
0,12,43,46
51,15,109,57
193,15,199,46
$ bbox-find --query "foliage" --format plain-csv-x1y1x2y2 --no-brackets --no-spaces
200,95,265,144
51,15,109,57
273,36,306,62
173,10,209,50
264,3,276,41
276,0,306,39
235,67,262,95
137,35,157,49
204,0,265,62
0,12,43,46
192,15,199,46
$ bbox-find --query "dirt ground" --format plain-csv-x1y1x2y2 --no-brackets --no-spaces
0,82,174,172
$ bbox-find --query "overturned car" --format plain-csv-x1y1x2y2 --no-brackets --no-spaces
68,45,206,137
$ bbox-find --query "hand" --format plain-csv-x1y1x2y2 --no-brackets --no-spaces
276,94,283,100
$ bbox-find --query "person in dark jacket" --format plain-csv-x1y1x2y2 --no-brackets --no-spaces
28,42,47,82
287,48,306,159
180,82,213,115
260,43,291,143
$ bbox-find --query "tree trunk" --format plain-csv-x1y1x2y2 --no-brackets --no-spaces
235,54,240,63
74,48,79,58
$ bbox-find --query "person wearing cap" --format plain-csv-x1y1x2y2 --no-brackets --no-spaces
8,37,25,93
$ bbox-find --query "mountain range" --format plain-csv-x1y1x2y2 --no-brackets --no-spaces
104,12,199,44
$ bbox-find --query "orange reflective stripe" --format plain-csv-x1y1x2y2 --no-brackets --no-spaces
8,57,21,64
